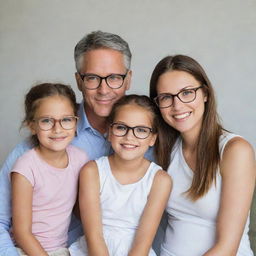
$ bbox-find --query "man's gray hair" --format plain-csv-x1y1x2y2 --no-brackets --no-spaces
74,31,132,72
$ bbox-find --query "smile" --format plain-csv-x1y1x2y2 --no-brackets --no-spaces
173,112,191,120
96,98,114,104
121,143,138,149
49,136,67,141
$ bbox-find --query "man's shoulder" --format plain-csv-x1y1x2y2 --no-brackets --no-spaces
7,140,31,161
1,139,31,174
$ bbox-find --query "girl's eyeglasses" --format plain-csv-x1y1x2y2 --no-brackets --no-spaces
33,116,78,131
110,123,153,139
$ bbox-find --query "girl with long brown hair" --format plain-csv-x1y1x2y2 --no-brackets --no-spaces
150,55,255,255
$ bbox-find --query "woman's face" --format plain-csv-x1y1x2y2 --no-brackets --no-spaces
156,70,207,138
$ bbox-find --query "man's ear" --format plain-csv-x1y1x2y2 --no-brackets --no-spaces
75,72,83,92
125,70,132,91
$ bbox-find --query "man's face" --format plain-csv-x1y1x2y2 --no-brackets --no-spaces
76,48,131,120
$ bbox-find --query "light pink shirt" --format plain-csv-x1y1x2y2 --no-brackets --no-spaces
11,145,88,251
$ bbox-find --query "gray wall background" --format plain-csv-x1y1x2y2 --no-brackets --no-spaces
0,0,255,165
0,0,256,251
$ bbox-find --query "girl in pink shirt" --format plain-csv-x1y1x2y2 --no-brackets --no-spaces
11,83,88,256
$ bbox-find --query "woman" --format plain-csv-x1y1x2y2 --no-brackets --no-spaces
150,55,255,256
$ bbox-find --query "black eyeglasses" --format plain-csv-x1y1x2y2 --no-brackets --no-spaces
79,73,127,90
33,116,79,131
110,123,153,139
154,86,203,108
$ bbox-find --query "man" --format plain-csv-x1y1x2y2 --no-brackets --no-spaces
0,31,132,255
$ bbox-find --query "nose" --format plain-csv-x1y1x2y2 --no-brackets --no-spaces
52,120,62,133
97,78,111,94
172,95,183,109
125,128,135,139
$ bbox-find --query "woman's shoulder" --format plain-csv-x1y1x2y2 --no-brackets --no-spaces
220,133,255,176
220,130,254,155
219,131,243,157
222,136,255,159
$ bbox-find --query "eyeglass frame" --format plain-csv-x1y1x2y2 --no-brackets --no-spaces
78,72,128,90
110,122,154,139
154,85,204,108
32,116,79,131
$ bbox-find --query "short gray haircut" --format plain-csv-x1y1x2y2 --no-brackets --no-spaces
74,31,132,72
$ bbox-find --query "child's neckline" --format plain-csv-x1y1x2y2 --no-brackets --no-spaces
33,146,70,170
106,155,152,186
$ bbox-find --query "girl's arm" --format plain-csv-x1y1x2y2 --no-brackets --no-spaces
79,161,109,256
204,137,256,256
128,170,172,256
11,172,48,256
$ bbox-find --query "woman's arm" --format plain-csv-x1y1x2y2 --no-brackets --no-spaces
11,172,48,256
204,137,256,256
128,170,172,256
79,161,109,256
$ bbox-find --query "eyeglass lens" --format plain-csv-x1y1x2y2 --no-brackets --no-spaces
37,117,77,130
111,123,151,139
82,74,126,89
156,87,202,108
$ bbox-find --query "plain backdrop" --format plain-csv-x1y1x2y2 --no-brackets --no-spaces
0,0,256,251
1,0,255,165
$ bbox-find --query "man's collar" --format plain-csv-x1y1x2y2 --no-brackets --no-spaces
76,101,91,134
76,101,108,138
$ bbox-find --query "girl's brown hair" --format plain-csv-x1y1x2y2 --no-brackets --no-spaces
150,55,223,200
107,94,160,133
23,83,78,147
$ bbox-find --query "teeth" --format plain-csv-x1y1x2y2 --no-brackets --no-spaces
173,112,190,119
122,144,137,148
50,137,65,140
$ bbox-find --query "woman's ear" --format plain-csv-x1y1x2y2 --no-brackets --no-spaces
203,88,208,102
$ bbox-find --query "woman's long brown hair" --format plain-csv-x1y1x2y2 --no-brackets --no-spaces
150,55,223,201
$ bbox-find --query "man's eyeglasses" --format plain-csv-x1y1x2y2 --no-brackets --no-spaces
110,123,153,139
79,73,127,90
154,86,204,108
33,116,79,131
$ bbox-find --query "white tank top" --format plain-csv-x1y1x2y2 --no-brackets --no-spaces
97,156,161,229
69,156,160,256
161,132,253,256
